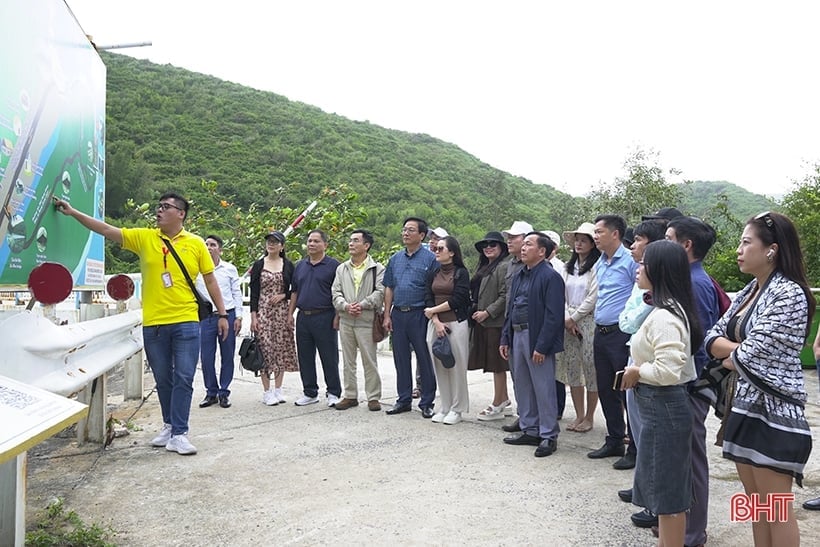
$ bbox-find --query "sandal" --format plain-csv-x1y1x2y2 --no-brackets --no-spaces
574,420,593,433
477,400,510,422
412,387,421,399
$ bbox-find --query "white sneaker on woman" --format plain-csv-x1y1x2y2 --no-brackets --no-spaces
262,390,278,406
274,387,286,403
443,411,462,425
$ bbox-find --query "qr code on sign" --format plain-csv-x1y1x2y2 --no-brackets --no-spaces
0,385,39,409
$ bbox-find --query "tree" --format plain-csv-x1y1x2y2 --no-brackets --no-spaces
582,147,685,225
781,163,820,286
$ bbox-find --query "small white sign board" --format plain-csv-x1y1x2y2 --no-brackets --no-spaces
0,374,87,465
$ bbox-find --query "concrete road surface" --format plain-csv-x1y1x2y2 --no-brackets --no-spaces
26,349,820,546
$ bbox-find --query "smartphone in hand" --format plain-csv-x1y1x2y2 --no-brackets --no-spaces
612,370,625,391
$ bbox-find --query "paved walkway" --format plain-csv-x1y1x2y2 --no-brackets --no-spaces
26,350,820,546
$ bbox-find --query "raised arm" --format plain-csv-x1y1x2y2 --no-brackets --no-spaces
53,197,123,245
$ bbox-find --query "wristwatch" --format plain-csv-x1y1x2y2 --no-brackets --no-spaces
218,314,229,319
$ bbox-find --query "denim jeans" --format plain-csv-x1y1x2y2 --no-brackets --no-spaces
200,309,237,397
143,322,201,435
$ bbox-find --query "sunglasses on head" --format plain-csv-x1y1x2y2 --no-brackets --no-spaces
755,211,775,232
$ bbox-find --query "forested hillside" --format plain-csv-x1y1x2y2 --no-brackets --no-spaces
102,51,582,249
679,180,776,221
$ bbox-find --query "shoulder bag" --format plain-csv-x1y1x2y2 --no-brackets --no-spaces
161,237,213,321
238,335,265,375
371,268,387,343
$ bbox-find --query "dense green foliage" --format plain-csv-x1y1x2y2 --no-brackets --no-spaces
101,51,580,271
782,165,820,286
99,52,799,288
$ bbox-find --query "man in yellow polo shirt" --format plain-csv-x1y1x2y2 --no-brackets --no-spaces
54,192,229,455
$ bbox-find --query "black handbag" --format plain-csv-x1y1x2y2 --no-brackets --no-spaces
161,237,214,321
238,336,265,375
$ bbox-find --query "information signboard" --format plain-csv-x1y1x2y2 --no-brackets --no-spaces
0,0,106,289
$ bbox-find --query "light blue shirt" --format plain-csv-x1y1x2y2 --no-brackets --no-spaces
594,244,638,325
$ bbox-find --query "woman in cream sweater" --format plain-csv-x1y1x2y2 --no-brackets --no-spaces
621,240,703,547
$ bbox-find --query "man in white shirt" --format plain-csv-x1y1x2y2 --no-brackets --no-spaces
197,235,243,408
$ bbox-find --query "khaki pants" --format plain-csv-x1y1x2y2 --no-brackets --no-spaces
339,321,382,401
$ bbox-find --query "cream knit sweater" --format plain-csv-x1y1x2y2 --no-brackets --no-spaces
630,307,696,386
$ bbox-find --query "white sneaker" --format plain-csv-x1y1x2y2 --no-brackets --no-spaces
431,412,447,423
295,395,319,406
274,387,286,403
166,434,197,455
262,389,278,406
327,394,340,407
150,424,172,447
443,411,462,425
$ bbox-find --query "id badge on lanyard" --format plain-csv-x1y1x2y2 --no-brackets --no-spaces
161,246,173,288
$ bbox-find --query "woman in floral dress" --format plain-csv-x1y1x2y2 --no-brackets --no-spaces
249,231,298,405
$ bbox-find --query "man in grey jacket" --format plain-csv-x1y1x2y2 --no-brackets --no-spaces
331,229,386,411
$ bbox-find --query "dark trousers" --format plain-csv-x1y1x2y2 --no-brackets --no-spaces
199,309,237,397
296,310,341,398
391,308,436,408
593,327,636,454
556,381,566,417
686,394,710,545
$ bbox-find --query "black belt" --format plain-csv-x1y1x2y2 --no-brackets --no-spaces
596,323,619,334
213,308,235,315
301,309,332,316
396,306,423,312
512,323,528,332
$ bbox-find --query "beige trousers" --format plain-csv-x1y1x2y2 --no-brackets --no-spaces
426,319,470,414
339,322,381,401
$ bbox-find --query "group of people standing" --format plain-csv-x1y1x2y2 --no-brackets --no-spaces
54,190,816,546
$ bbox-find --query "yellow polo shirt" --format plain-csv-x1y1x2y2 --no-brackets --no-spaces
121,227,214,326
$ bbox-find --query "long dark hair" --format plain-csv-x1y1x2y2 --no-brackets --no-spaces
564,234,601,276
474,241,510,279
642,240,703,351
748,211,816,332
440,236,465,269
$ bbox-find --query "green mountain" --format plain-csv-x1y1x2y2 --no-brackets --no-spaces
101,51,582,251
679,180,777,222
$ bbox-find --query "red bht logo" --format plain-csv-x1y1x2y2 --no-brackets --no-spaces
730,493,794,522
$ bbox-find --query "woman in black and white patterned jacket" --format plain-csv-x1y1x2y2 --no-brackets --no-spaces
704,211,815,547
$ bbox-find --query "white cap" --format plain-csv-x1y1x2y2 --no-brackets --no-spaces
544,230,561,247
428,227,449,238
502,221,534,237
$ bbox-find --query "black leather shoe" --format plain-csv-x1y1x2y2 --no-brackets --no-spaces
631,508,658,528
617,488,633,503
502,418,521,433
587,442,625,459
421,407,435,419
613,452,636,470
534,438,558,457
199,395,218,408
803,496,820,510
386,403,412,415
503,432,542,446
218,395,231,408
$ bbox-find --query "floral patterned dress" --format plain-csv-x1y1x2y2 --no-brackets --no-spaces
257,269,298,375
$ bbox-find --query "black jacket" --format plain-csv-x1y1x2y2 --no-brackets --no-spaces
425,265,471,322
249,257,294,312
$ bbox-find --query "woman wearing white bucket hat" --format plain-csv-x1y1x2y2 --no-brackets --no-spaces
555,222,600,432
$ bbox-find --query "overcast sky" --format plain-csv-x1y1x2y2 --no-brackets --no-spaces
65,0,820,198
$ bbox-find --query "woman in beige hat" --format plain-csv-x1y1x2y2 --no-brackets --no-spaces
555,222,600,432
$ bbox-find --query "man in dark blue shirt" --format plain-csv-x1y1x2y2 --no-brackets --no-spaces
289,230,342,406
666,216,719,547
382,217,440,417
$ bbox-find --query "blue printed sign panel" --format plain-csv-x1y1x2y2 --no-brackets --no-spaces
0,0,106,288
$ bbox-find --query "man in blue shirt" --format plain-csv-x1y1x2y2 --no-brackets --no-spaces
588,215,638,462
289,230,342,406
382,217,440,417
666,216,719,547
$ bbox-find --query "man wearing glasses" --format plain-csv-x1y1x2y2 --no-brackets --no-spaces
382,217,440,417
54,192,229,456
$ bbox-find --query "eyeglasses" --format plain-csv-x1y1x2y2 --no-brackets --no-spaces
157,202,183,212
755,211,775,232
435,246,447,252
484,242,500,248
401,227,418,234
